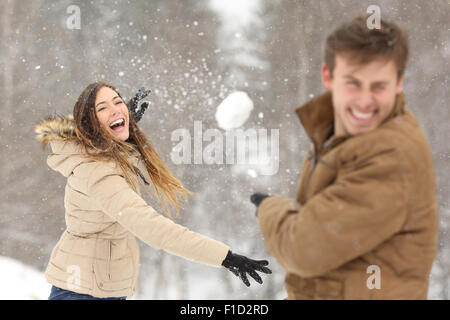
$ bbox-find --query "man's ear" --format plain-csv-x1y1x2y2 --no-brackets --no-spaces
396,74,404,94
321,64,332,90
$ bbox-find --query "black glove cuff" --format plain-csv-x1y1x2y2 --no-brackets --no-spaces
221,250,233,267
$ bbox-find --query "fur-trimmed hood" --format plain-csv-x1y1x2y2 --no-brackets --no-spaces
34,113,149,187
35,114,93,177
34,113,78,148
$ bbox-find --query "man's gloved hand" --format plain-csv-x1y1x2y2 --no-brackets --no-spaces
250,193,270,207
250,193,270,216
127,87,151,123
222,250,272,287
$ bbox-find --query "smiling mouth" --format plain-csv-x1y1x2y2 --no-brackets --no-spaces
348,108,378,124
109,118,126,131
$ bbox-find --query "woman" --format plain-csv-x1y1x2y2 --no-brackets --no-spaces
35,82,271,300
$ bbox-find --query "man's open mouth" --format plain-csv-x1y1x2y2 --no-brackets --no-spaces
348,108,378,124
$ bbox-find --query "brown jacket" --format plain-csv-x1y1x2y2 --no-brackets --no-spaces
35,114,230,298
257,92,438,299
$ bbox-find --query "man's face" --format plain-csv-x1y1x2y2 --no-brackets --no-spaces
322,54,404,137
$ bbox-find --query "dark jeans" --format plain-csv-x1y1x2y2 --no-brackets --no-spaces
48,285,127,300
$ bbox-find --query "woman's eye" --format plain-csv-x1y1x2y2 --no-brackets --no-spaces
98,107,105,111
115,101,123,105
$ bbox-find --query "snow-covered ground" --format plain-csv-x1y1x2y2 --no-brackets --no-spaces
0,255,444,299
0,256,51,300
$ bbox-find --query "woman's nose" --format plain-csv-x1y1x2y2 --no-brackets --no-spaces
111,104,122,115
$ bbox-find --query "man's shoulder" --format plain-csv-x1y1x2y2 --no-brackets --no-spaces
337,111,433,169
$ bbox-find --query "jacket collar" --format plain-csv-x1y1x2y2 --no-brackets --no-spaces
295,91,406,152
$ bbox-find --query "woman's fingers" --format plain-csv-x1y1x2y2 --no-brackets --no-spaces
252,259,269,266
224,255,272,286
255,265,272,274
239,271,251,287
250,260,272,274
249,270,263,284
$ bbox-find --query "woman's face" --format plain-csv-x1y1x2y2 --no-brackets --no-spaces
95,86,130,141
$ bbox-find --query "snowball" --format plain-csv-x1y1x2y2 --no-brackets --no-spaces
247,169,258,178
215,91,254,130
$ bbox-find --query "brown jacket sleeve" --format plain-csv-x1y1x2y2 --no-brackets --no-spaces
86,161,230,267
257,147,410,278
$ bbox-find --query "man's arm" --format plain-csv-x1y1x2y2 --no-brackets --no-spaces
257,147,410,278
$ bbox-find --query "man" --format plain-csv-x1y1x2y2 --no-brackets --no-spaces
252,15,438,299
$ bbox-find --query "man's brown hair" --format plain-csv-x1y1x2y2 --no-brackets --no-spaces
324,15,409,79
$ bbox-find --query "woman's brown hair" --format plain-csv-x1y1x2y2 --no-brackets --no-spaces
73,82,191,216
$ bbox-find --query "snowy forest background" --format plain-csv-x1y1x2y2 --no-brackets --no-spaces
1,0,449,299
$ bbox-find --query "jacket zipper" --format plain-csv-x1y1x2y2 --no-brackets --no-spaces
133,165,150,185
107,240,112,280
301,151,318,202
300,136,345,202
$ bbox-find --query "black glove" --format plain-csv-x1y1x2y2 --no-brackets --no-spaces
250,193,270,207
127,87,151,123
222,250,272,287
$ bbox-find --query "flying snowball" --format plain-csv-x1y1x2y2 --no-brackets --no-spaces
215,91,254,130
247,169,258,178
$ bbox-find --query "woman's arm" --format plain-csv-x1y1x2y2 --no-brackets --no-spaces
83,161,271,286
86,161,230,267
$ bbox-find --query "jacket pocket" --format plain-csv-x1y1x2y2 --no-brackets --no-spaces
92,257,134,295
91,238,134,296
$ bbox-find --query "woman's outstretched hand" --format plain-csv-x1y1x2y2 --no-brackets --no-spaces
127,87,151,123
222,250,272,287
